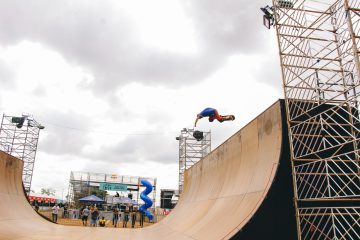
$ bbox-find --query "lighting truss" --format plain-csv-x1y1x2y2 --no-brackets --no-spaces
0,114,44,195
67,171,157,208
177,128,211,194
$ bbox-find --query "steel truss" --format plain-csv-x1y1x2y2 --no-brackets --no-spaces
0,114,44,195
68,171,157,208
176,128,211,194
299,207,360,239
272,0,360,239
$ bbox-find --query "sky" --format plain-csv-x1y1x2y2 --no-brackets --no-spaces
0,0,283,204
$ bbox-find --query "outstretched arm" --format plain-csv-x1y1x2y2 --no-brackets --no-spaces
194,115,200,127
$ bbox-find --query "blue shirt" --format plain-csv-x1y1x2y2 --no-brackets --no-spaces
199,108,216,118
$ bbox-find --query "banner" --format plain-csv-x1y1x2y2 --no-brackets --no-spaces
29,195,56,203
99,183,128,191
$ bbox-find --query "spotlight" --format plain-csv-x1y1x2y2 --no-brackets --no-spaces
260,6,273,16
260,5,275,29
193,130,204,141
11,117,26,128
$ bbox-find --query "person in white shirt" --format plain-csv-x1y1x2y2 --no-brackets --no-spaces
82,206,90,226
52,204,60,223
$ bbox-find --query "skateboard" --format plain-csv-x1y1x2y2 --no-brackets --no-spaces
221,115,235,121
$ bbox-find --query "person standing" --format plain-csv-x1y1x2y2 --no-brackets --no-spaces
34,201,39,212
81,206,90,226
131,210,137,228
123,205,129,228
139,211,145,228
63,204,68,218
112,207,119,227
79,205,85,219
52,204,60,223
90,207,99,227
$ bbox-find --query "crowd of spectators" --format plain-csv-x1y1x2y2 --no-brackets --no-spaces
31,196,156,228
78,203,147,228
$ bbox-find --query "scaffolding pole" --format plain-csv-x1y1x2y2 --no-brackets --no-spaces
267,0,360,239
68,171,157,208
176,128,211,194
0,114,44,195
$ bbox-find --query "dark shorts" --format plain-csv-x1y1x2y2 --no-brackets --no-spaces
82,215,88,221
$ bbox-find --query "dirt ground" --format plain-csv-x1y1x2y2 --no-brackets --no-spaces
57,218,154,228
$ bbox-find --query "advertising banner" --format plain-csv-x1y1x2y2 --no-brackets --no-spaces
99,183,128,191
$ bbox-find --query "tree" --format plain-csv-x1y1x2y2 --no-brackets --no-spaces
73,186,107,208
90,187,107,199
41,188,56,196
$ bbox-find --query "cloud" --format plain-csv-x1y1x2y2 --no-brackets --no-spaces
254,58,282,89
32,84,47,97
0,0,283,197
0,59,15,89
0,0,271,96
183,0,269,54
39,111,93,156
85,134,178,165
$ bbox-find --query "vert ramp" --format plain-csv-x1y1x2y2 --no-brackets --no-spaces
0,100,297,240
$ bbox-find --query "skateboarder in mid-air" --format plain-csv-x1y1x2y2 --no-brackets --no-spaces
194,108,235,127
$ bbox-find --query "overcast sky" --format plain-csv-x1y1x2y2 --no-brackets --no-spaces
0,0,282,203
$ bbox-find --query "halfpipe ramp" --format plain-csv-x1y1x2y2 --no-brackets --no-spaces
0,100,296,240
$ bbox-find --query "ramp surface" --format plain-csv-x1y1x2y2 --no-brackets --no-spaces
0,100,296,240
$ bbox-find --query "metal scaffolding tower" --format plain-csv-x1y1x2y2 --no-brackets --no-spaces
0,114,44,195
67,171,157,208
176,128,211,194
263,0,360,239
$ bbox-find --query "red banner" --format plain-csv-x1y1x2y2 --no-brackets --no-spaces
29,195,56,203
